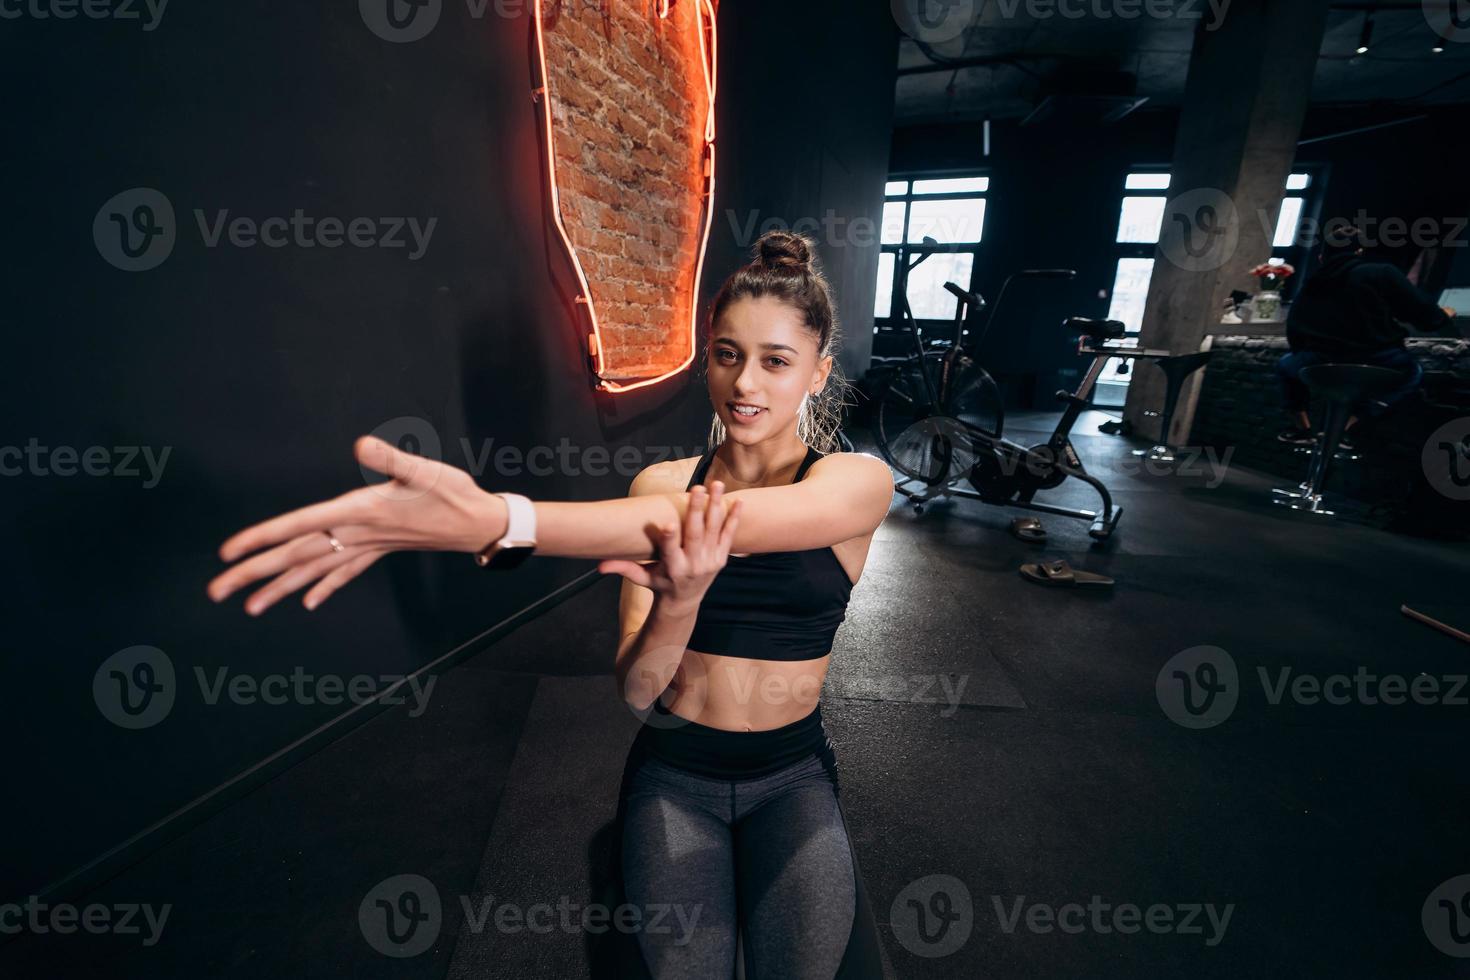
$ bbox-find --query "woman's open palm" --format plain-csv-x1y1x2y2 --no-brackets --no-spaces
599,480,741,615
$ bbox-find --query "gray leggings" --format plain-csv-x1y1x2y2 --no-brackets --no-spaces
619,750,882,979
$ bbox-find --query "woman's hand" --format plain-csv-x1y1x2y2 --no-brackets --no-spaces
206,436,505,616
598,480,741,618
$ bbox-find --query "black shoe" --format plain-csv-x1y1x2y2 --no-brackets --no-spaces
1277,427,1315,446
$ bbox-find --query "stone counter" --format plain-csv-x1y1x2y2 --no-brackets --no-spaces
1189,335,1470,535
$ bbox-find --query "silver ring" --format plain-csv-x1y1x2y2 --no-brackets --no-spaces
323,530,345,553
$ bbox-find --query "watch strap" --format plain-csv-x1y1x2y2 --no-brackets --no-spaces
474,493,538,567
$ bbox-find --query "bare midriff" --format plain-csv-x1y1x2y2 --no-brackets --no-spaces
662,651,832,732
652,488,871,731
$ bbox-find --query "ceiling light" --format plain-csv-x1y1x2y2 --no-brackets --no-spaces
1356,12,1373,55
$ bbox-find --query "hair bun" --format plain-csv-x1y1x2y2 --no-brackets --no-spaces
755,231,813,272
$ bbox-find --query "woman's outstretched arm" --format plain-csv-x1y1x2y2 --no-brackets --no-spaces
207,436,892,615
537,452,891,560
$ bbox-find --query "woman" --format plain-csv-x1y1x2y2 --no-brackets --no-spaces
207,231,893,978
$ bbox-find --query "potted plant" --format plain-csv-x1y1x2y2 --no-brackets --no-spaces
1249,262,1294,321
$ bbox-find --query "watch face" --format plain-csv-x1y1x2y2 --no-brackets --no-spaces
487,546,534,570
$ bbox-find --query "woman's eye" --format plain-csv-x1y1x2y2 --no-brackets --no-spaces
713,350,783,366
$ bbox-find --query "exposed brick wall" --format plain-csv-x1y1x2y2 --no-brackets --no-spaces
1191,335,1470,528
542,0,712,381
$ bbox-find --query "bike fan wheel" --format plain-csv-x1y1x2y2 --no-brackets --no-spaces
875,353,999,486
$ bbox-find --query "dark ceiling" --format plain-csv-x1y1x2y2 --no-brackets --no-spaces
895,1,1470,125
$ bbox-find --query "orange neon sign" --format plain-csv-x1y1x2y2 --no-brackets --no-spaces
532,0,718,393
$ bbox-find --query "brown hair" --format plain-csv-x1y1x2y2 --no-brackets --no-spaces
705,231,852,453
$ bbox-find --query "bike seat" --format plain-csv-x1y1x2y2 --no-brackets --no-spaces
1065,317,1126,341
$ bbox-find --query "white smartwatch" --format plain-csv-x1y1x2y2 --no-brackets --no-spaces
474,493,538,569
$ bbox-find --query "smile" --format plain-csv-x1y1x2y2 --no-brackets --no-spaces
728,403,765,418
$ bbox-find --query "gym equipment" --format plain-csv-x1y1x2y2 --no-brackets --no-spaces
872,263,1190,541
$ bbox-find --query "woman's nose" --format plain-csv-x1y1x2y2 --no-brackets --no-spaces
733,361,761,395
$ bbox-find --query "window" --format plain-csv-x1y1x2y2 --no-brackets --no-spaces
1116,197,1167,245
1095,169,1322,395
873,173,990,337
872,253,896,318
1104,169,1172,349
1105,258,1157,334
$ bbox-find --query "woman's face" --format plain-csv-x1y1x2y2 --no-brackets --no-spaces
708,295,832,445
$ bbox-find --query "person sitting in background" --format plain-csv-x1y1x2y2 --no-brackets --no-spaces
1276,235,1456,448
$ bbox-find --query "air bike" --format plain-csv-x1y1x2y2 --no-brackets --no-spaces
870,246,1185,542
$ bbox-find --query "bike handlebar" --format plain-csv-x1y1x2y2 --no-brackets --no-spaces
943,281,985,310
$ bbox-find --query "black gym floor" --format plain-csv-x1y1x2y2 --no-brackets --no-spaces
5,413,1468,979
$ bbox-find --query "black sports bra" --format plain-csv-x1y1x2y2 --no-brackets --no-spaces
682,445,855,662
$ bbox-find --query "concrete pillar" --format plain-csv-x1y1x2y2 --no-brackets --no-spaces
1123,0,1333,444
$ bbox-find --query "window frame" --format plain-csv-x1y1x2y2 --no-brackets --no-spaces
875,170,992,343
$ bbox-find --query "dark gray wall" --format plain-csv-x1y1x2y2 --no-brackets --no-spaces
701,0,898,383
1,0,896,904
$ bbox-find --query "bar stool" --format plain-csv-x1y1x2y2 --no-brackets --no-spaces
1272,363,1407,516
1132,351,1214,461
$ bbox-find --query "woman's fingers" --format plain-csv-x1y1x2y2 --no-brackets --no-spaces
217,487,375,565
658,522,688,578
598,559,655,589
704,481,726,547
240,539,364,616
684,480,725,567
353,435,443,494
684,485,707,552
209,531,345,603
303,550,384,610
